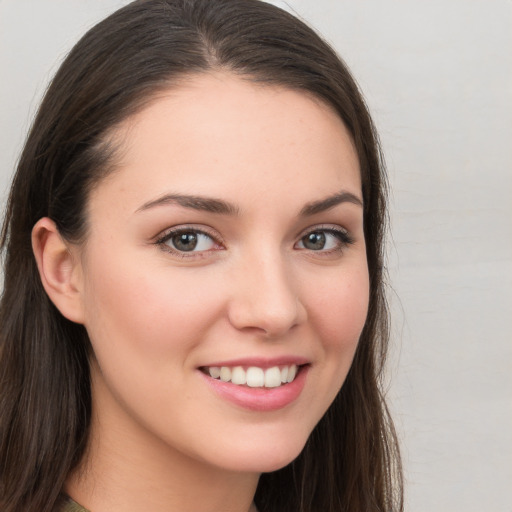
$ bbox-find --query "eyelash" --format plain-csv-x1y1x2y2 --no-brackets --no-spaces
155,225,222,259
154,225,354,258
296,226,355,255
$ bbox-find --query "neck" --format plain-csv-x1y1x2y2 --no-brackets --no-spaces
65,371,259,512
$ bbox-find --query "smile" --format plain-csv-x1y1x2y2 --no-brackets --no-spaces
204,364,298,388
200,362,310,412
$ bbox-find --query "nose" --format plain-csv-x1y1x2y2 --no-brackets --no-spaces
227,252,307,338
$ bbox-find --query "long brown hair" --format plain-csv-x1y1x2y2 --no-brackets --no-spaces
0,1,402,510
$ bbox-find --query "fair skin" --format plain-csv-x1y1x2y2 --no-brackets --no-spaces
32,73,369,512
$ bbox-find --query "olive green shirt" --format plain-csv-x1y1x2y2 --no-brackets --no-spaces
58,495,90,512
58,495,258,512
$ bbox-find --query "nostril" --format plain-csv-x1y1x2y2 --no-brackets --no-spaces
226,263,307,336
228,307,303,339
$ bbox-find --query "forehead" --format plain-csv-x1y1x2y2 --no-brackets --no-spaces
94,72,361,212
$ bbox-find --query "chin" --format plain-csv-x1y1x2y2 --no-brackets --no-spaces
205,427,311,474
220,451,302,474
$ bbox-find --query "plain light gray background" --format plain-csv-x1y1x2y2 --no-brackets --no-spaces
1,1,511,510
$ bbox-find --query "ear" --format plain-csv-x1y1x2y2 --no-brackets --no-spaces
31,217,85,324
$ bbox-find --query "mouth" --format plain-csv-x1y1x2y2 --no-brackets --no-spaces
198,358,311,411
200,364,303,389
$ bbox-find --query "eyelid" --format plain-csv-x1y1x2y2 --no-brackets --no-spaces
295,224,355,251
154,224,225,257
154,224,221,242
297,224,353,240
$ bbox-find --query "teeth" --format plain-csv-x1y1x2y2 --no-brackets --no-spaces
246,367,264,387
219,367,231,382
286,364,297,383
231,366,247,385
206,364,300,388
264,366,282,388
209,367,221,379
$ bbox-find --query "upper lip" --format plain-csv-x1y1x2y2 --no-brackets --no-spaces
199,356,311,369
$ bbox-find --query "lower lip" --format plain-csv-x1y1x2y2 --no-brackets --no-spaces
200,366,309,412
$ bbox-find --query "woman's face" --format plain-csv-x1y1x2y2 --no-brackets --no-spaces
76,73,369,474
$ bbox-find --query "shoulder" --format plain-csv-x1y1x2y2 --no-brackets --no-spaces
54,495,90,512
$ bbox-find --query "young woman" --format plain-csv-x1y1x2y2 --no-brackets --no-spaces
0,1,402,511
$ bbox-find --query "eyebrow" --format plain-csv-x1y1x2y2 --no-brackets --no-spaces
136,193,240,215
299,191,363,216
136,190,363,216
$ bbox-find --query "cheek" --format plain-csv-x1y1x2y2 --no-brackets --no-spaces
81,254,224,366
305,262,370,401
311,265,370,348
80,258,228,433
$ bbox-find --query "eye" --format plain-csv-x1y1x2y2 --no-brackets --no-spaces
156,227,220,254
296,227,354,252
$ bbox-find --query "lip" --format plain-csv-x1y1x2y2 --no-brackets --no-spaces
199,363,310,412
200,356,310,369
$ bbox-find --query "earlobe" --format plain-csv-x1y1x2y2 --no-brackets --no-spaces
31,217,85,324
